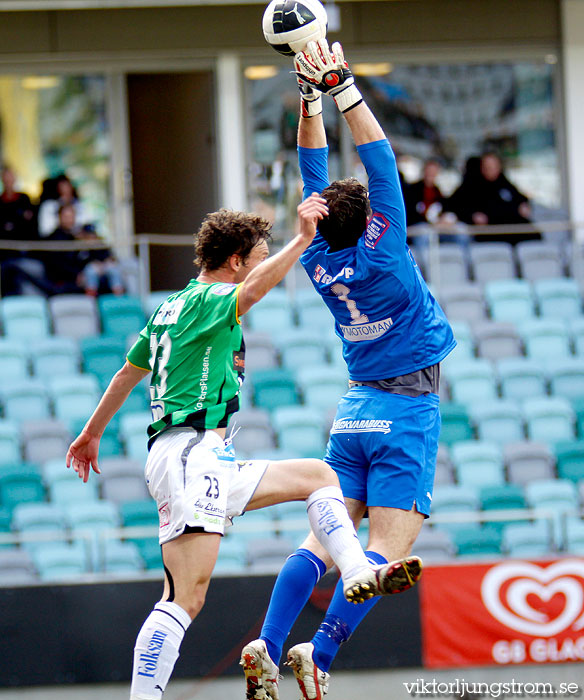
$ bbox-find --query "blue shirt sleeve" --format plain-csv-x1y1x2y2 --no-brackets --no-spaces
356,139,408,267
298,145,330,200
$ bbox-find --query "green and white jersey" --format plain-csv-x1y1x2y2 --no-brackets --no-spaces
127,279,245,444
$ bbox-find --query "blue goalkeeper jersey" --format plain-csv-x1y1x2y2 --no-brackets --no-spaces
299,139,455,381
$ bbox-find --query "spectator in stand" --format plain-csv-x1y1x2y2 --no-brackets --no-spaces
0,163,46,295
37,173,91,238
76,223,125,296
404,158,445,227
446,152,539,244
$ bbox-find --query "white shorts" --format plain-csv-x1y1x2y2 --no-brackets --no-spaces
145,428,269,544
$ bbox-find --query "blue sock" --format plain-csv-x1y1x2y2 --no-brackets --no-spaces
311,550,388,672
260,548,326,666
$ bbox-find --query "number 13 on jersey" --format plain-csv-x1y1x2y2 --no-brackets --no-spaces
149,331,172,421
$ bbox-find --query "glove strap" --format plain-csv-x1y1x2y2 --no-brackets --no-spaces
333,84,363,113
301,94,322,118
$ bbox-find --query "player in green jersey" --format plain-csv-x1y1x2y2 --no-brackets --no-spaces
66,195,404,700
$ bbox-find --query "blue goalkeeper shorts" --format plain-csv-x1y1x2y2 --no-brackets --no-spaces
324,385,441,516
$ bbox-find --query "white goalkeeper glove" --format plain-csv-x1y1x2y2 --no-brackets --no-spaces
298,77,322,118
294,39,363,114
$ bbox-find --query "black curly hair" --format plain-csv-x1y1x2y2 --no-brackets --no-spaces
194,209,272,271
318,178,371,251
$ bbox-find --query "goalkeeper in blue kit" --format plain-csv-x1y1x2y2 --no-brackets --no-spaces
241,40,455,700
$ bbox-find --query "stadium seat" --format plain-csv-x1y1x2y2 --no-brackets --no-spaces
516,240,564,282
450,441,505,487
469,242,515,284
272,405,326,457
435,443,455,485
0,548,37,583
433,244,469,285
0,379,50,422
66,500,119,531
484,279,535,323
0,464,45,512
48,374,101,425
275,328,328,371
439,284,486,323
524,396,575,444
473,321,522,362
504,441,556,486
519,318,571,362
447,321,474,360
81,336,127,385
294,288,335,330
525,478,580,514
49,294,100,339
411,527,455,561
102,539,144,574
480,483,528,533
502,520,553,557
439,403,474,445
99,457,148,504
555,441,584,483
98,295,146,339
229,408,275,458
547,358,584,401
564,518,584,554
119,412,151,462
534,278,582,319
470,399,524,445
134,538,163,570
212,536,246,574
246,535,295,571
444,359,497,404
0,296,50,340
497,357,547,402
573,398,584,439
431,484,480,515
296,364,348,412
245,287,295,334
251,368,299,412
143,290,176,318
243,332,279,372
0,420,21,467
120,499,159,528
49,476,99,506
11,502,67,551
570,317,584,356
453,527,502,558
30,336,79,379
0,339,29,379
33,542,89,580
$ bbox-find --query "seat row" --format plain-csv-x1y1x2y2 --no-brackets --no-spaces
413,240,582,286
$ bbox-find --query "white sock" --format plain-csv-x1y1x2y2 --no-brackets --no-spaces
306,485,369,581
130,601,191,700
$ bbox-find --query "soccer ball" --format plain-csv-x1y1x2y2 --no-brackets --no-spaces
262,0,328,57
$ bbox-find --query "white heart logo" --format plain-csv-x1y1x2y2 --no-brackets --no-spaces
481,560,584,637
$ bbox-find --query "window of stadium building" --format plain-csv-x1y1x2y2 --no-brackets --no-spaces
0,74,111,237
245,58,563,237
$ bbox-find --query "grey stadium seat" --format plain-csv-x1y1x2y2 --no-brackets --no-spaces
99,457,148,503
229,408,276,458
21,419,71,464
49,294,100,340
515,241,564,282
469,242,516,284
473,321,522,362
504,441,556,487
439,284,487,324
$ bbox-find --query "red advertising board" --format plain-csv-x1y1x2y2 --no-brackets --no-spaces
421,558,584,668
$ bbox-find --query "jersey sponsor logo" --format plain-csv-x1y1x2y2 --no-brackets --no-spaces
364,213,390,249
339,316,393,342
153,298,185,325
331,418,393,434
211,283,237,295
233,350,245,371
313,264,326,282
196,346,212,410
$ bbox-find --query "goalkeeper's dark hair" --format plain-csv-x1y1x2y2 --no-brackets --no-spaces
194,208,272,271
318,178,371,251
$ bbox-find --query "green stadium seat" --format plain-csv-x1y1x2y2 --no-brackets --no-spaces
439,403,474,445
0,296,50,340
453,527,502,558
98,295,146,338
570,317,584,356
272,405,326,457
565,518,584,554
81,335,127,385
102,539,144,574
135,538,163,570
0,339,29,379
0,464,45,512
555,441,584,483
573,398,584,439
119,412,151,462
451,441,505,488
30,336,80,379
49,374,101,425
251,368,299,412
524,397,575,444
275,328,328,371
11,502,67,552
444,359,497,404
484,279,535,323
0,379,50,422
519,318,571,362
470,399,525,445
296,364,348,412
497,357,547,402
0,421,21,467
245,288,295,334
547,358,584,401
120,499,159,528
480,483,528,533
502,520,554,557
534,278,582,319
33,542,89,580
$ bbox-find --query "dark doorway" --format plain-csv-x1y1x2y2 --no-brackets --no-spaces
127,72,216,290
